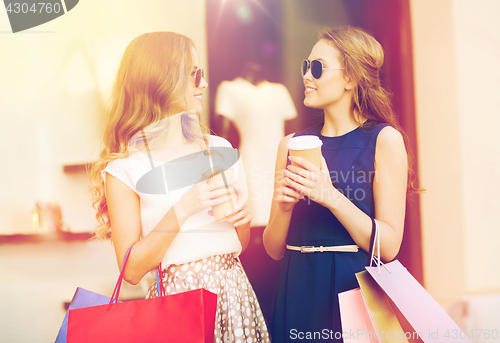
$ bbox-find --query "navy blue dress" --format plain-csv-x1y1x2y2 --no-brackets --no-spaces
272,122,388,343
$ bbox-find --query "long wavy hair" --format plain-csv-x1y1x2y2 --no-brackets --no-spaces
90,32,210,239
319,26,421,193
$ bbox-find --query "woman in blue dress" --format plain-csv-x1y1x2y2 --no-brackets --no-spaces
263,26,418,342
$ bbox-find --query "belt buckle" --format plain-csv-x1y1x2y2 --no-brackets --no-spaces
300,246,315,253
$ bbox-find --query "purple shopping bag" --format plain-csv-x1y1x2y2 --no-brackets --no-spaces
54,287,117,343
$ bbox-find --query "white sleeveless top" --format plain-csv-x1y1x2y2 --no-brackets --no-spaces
103,135,242,267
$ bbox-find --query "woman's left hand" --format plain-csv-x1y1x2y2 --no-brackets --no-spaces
283,155,337,207
219,184,252,229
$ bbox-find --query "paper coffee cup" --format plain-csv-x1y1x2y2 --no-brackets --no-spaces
287,135,323,168
207,168,237,221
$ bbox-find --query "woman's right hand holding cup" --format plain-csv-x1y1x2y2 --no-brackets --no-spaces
174,168,234,223
274,135,323,212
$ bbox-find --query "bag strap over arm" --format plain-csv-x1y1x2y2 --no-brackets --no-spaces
367,217,388,275
109,245,134,306
108,245,165,309
367,217,377,266
367,217,381,268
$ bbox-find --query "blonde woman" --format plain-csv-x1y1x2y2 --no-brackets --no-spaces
263,26,419,342
90,32,269,343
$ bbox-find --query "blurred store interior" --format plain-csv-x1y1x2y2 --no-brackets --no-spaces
0,0,499,342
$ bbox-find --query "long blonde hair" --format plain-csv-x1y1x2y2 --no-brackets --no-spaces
90,32,209,239
320,26,421,193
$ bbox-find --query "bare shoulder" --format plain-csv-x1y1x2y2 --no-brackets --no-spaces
277,133,295,159
378,126,404,144
375,126,407,173
275,133,295,170
376,126,406,154
278,133,295,151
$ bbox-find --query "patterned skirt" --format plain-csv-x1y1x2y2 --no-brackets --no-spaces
146,254,270,343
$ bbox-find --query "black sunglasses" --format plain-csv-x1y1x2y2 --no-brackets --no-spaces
301,59,344,79
190,68,205,88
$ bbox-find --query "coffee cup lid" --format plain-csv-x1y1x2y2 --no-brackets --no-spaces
287,135,323,150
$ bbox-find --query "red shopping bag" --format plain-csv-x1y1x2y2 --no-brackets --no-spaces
66,246,217,343
67,288,216,343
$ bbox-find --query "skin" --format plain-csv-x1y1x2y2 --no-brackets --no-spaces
263,39,407,262
107,49,252,285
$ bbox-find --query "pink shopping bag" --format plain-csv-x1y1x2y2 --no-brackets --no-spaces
338,288,380,343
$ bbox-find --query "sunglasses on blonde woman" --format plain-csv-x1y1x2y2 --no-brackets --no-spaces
190,68,205,88
301,59,344,79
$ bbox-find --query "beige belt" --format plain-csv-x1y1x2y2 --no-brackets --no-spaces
286,244,359,253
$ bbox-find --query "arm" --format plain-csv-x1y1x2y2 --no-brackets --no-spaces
225,155,251,251
262,134,304,260
107,173,233,285
283,126,407,261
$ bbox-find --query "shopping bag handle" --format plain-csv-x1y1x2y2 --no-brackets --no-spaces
367,218,391,275
367,217,377,266
108,245,165,309
155,263,166,297
108,245,134,307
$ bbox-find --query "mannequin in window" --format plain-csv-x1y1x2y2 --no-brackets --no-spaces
215,62,297,227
